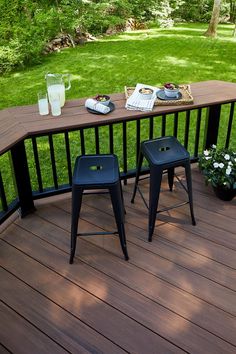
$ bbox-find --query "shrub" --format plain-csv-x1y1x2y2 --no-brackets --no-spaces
0,40,24,74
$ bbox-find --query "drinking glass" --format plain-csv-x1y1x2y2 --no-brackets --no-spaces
50,96,61,117
38,92,49,115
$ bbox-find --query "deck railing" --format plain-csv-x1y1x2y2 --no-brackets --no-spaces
0,98,235,225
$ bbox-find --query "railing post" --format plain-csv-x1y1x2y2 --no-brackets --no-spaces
203,104,221,149
11,141,36,217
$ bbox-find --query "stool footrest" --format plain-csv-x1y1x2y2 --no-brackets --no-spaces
175,174,188,194
77,231,118,236
157,201,189,214
137,186,149,209
137,184,189,213
82,191,110,195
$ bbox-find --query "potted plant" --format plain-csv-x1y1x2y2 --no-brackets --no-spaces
199,145,236,201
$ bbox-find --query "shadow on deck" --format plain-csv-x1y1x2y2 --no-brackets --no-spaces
1,165,236,354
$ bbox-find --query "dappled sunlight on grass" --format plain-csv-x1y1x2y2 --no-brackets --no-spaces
101,23,235,43
164,56,190,67
1,23,235,109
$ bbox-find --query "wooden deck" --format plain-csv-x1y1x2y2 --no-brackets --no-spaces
1,165,236,354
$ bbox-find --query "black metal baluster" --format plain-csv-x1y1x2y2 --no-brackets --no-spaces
149,116,154,140
161,114,166,136
80,129,85,155
136,120,141,165
0,170,8,211
64,132,72,185
194,108,202,158
32,137,43,193
225,102,235,149
122,122,128,184
10,141,35,217
173,112,178,137
48,134,58,189
204,104,221,149
94,126,100,154
109,124,114,154
184,110,191,149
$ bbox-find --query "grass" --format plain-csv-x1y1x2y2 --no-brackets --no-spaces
0,23,236,207
0,23,235,109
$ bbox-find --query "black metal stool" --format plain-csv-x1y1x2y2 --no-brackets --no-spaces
70,154,129,264
131,136,196,241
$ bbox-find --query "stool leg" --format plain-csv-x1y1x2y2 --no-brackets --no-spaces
185,162,196,226
70,186,83,264
148,167,162,242
119,178,126,217
131,151,144,203
167,167,175,191
110,185,129,261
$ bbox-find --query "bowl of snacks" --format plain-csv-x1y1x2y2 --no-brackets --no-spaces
94,95,111,106
139,87,154,100
163,83,179,98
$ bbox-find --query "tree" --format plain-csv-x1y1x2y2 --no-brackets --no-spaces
204,0,222,37
229,0,236,23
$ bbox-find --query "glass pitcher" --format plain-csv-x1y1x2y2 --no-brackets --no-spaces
45,73,71,107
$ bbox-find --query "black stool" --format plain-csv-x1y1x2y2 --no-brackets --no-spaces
131,136,196,241
70,154,129,264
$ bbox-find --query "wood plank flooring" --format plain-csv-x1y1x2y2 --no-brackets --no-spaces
1,165,236,354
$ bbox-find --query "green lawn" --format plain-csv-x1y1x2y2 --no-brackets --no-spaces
0,23,235,109
0,23,236,207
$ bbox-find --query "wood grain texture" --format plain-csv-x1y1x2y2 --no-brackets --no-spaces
1,167,236,353
1,80,236,154
0,302,67,354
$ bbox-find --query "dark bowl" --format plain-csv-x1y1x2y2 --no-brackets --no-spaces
94,95,111,106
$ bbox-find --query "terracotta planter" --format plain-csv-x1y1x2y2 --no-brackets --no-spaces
212,185,236,201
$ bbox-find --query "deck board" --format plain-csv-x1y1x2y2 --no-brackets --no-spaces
1,166,236,353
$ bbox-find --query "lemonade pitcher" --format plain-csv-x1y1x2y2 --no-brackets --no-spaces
46,73,71,107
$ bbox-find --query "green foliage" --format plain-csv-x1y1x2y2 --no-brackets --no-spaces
0,0,83,73
0,40,24,74
174,0,231,22
199,146,236,189
0,0,234,73
77,0,131,34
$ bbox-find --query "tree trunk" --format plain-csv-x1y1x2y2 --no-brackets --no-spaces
204,0,221,37
229,0,236,23
233,22,236,37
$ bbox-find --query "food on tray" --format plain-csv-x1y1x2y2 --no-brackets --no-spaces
139,88,154,95
94,95,110,106
164,83,179,90
163,83,180,98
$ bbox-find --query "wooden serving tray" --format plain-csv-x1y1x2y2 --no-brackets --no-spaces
125,85,194,105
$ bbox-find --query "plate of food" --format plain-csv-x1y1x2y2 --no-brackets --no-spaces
157,90,182,101
86,101,115,115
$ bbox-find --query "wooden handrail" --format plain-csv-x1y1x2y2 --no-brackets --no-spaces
1,80,236,155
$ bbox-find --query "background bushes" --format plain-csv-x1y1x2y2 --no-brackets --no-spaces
0,0,234,74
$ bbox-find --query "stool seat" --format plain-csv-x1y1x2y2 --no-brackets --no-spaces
142,136,190,166
70,154,129,264
131,136,196,241
73,155,119,187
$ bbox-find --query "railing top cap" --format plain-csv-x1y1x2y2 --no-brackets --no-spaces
1,80,236,155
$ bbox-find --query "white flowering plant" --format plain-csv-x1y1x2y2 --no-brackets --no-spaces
199,145,236,189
